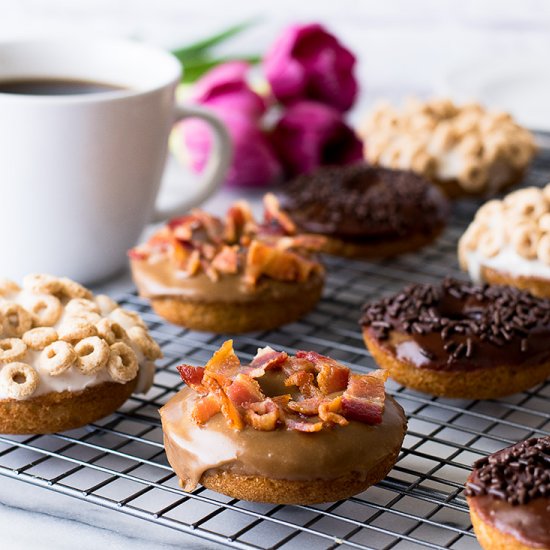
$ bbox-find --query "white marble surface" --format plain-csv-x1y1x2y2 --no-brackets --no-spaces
1,2,549,548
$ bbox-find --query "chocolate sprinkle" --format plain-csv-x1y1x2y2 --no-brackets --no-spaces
465,436,550,505
278,164,448,239
360,278,550,368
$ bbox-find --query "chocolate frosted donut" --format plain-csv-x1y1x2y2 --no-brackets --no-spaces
465,436,550,550
278,164,449,258
360,279,550,398
160,341,407,504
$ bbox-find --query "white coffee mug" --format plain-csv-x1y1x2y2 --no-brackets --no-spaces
0,38,232,284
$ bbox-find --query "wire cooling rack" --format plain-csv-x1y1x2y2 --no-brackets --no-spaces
1,151,550,550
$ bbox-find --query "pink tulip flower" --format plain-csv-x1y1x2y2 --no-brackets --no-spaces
271,100,363,177
180,109,282,188
264,23,358,112
190,60,267,120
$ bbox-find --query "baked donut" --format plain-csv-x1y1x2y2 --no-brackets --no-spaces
360,278,550,399
0,274,161,434
278,164,448,258
160,341,407,504
465,436,550,550
130,196,325,333
459,185,550,299
360,98,537,198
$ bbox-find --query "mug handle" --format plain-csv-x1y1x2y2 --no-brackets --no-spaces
151,104,232,222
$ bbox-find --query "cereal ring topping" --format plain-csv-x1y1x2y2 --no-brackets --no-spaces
24,294,62,327
0,274,159,400
40,341,78,376
0,362,39,400
107,342,139,383
127,326,163,360
75,336,110,375
1,303,33,337
23,327,58,350
0,338,27,363
360,98,536,192
96,318,128,345
57,318,98,342
459,184,550,274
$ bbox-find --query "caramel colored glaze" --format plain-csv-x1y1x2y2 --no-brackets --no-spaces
470,494,550,548
131,257,323,303
160,376,407,491
364,325,550,373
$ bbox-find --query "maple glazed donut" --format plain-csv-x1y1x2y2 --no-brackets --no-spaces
277,164,449,258
129,195,325,333
360,98,537,198
459,185,550,299
0,274,161,434
360,279,550,399
160,341,407,504
465,436,550,550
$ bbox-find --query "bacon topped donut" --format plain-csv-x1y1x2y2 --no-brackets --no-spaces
160,342,407,504
129,196,326,333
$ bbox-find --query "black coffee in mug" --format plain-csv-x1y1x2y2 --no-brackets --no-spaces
0,78,125,95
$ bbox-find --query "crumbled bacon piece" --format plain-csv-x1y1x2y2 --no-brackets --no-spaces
244,398,280,431
177,365,206,393
226,374,264,409
192,394,221,424
244,240,319,286
285,370,322,398
341,371,388,425
296,351,350,395
285,417,325,432
128,247,149,260
211,245,239,274
205,340,240,376
224,201,256,242
242,347,289,378
263,193,296,234
318,396,348,426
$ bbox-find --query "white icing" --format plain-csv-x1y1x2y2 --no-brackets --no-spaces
465,245,550,283
0,288,156,399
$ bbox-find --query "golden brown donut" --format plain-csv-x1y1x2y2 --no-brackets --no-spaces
130,197,325,333
360,278,550,399
0,274,160,434
465,436,550,550
459,185,550,298
160,341,407,504
360,98,536,198
278,164,448,259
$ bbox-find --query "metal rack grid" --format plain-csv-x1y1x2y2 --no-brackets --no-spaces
1,151,550,550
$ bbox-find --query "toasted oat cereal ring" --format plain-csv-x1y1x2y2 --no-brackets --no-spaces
75,336,109,375
107,342,138,383
95,294,118,315
0,338,27,363
511,224,540,259
0,362,39,400
1,303,33,337
109,308,147,330
68,310,102,325
0,278,21,297
22,327,58,351
478,230,501,259
58,318,98,342
25,294,62,327
96,318,128,345
65,298,100,316
22,273,62,295
59,277,93,300
40,341,78,376
127,326,162,360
